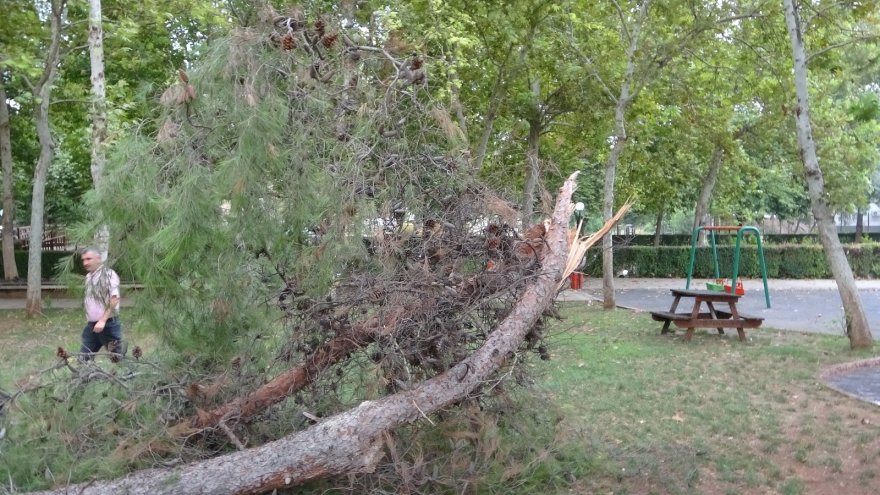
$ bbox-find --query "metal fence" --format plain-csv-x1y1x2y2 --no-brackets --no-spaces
10,226,71,251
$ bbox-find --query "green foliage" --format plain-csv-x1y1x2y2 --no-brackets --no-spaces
3,377,173,491
84,19,478,369
0,0,234,227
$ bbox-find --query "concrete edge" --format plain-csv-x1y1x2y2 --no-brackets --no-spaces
817,357,880,407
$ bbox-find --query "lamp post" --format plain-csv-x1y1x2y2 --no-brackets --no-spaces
569,201,587,289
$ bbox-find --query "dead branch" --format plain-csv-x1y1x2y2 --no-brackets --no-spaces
181,308,406,432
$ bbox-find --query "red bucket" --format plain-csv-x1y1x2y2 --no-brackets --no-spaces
724,280,745,295
569,272,584,290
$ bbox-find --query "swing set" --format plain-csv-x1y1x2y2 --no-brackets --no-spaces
684,225,771,308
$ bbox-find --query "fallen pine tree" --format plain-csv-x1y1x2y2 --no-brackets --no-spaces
29,173,628,495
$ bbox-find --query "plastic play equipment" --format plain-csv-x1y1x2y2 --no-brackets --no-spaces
685,225,771,308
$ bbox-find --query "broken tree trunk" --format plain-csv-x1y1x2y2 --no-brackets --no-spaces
30,173,582,495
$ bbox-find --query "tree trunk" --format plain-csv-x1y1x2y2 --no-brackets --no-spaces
185,310,401,431
693,146,723,247
653,208,664,247
25,0,66,316
471,66,508,172
29,173,583,495
447,63,467,137
783,0,872,349
601,126,623,308
521,78,541,227
601,1,648,309
854,208,864,243
0,79,18,280
88,0,109,258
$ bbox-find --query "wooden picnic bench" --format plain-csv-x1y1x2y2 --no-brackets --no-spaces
650,288,763,341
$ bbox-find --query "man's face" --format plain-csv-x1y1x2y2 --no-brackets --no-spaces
81,252,101,272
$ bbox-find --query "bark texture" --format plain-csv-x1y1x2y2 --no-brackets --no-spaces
522,77,541,227
783,0,872,349
29,173,581,495
0,80,18,280
854,209,863,243
652,208,664,247
88,0,109,258
693,146,723,246
25,0,65,316
88,0,106,186
472,61,509,171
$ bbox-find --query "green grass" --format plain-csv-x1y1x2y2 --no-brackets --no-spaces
530,302,880,494
2,304,880,494
0,309,169,492
0,311,83,388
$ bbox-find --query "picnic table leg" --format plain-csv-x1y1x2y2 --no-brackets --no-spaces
684,299,701,342
661,295,682,335
729,303,746,341
706,301,725,335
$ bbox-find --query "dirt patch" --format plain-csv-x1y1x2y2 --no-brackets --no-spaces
772,383,879,495
694,379,880,495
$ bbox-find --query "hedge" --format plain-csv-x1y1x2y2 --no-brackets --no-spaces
0,251,138,281
617,232,880,246
0,251,81,281
583,244,880,279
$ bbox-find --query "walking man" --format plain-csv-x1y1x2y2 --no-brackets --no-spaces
80,248,124,360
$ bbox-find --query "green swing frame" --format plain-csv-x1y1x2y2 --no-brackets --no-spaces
685,225,771,308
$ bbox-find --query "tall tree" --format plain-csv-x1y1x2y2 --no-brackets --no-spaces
25,0,66,315
570,0,651,308
88,0,109,257
0,77,17,280
782,0,872,349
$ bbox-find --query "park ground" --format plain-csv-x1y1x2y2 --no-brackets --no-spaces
1,300,879,494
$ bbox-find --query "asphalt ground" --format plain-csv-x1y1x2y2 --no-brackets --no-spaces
3,278,880,337
559,278,880,338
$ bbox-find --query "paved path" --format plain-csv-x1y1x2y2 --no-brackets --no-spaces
559,278,880,337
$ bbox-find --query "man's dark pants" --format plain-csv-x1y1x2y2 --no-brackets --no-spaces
80,317,124,359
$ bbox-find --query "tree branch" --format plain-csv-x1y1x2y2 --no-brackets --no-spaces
807,35,880,65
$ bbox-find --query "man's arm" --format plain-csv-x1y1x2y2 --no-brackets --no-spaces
93,295,119,333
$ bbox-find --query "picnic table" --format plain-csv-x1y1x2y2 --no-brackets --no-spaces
650,288,764,341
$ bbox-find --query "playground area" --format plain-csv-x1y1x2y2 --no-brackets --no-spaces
562,276,880,337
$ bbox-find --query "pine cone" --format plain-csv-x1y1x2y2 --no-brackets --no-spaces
56,347,70,360
132,346,142,360
321,33,338,49
107,341,121,363
315,18,326,37
282,32,296,51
